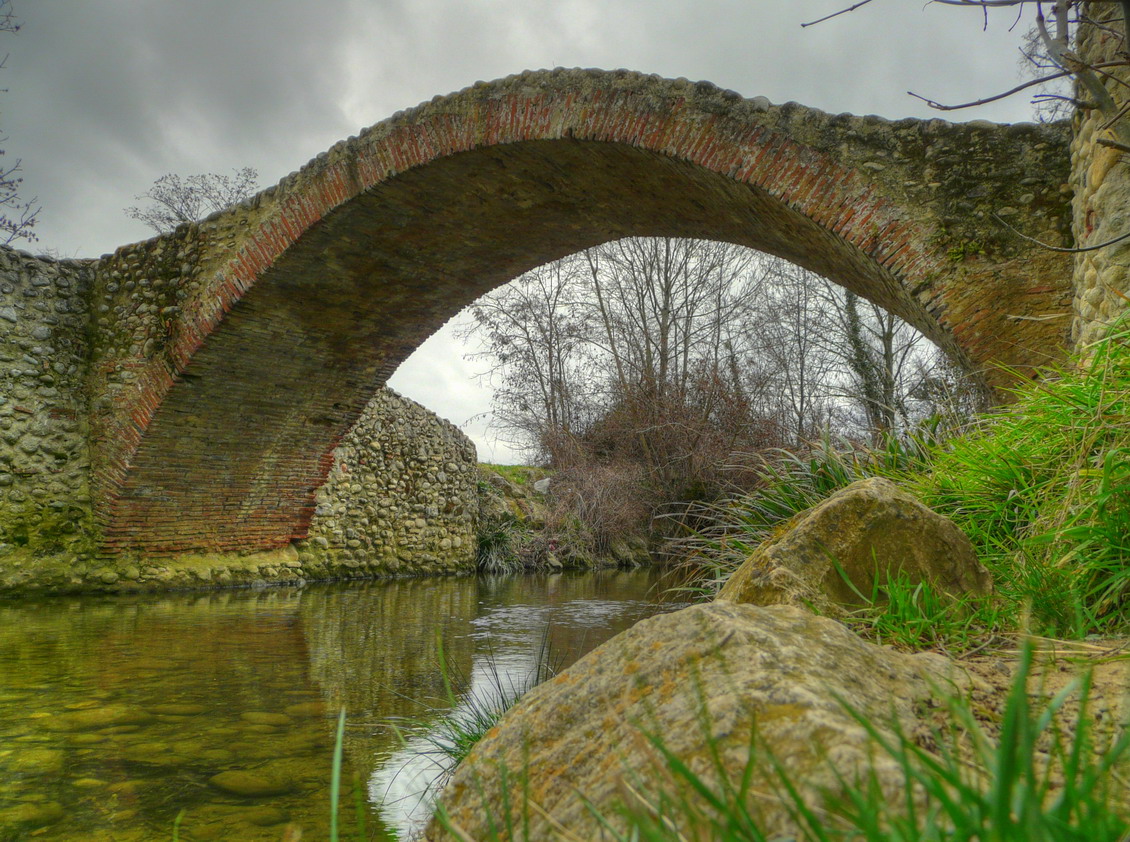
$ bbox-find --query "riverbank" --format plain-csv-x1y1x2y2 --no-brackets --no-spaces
0,462,652,596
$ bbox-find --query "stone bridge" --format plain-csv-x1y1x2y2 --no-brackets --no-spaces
0,68,1075,579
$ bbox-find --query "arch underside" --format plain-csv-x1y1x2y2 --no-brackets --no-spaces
103,139,949,554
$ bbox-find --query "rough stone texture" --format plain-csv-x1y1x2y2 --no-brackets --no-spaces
1072,10,1130,348
426,601,958,841
716,477,991,613
0,249,97,560
298,387,477,576
77,70,1072,558
0,384,477,593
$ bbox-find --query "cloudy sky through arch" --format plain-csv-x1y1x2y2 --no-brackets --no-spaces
7,0,1045,462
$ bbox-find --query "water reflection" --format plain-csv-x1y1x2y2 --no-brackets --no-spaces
0,569,683,840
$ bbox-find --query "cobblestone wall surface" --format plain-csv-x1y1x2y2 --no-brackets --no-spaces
1072,9,1130,347
299,388,478,575
0,249,96,563
0,379,478,593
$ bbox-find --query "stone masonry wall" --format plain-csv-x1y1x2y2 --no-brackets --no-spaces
1073,7,1130,347
299,388,478,576
0,379,478,593
0,249,96,562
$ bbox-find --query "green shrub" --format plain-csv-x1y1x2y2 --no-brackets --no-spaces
683,320,1130,640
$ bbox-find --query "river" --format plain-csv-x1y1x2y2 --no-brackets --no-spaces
0,569,685,841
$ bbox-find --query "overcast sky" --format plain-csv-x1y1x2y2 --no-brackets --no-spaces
6,0,1044,462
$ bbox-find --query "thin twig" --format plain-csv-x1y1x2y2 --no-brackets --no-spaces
993,213,1130,253
800,0,876,27
1097,136,1130,153
907,60,1127,111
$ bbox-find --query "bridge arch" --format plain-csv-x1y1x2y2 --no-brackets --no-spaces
92,68,1072,555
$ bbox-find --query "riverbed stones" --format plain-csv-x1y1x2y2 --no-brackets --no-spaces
283,700,326,718
7,747,64,775
40,704,154,732
147,702,205,716
241,711,292,727
0,800,64,829
717,477,990,614
426,601,960,841
208,770,295,798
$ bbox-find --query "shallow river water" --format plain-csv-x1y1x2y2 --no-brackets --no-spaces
0,569,685,841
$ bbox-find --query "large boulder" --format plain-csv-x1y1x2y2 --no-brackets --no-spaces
717,477,990,613
425,601,961,841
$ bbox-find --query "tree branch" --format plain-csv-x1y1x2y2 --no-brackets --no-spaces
993,213,1130,252
800,0,877,28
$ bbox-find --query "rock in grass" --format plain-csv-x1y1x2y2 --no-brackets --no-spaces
425,602,961,841
717,477,990,613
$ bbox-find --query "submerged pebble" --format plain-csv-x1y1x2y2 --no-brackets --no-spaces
0,800,64,828
6,747,65,776
240,711,293,727
147,703,206,716
41,705,154,732
208,770,295,798
283,701,326,718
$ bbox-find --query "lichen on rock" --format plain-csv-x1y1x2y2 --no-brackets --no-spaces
716,476,990,614
426,601,964,841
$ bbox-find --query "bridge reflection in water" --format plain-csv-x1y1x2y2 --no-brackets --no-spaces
0,569,682,840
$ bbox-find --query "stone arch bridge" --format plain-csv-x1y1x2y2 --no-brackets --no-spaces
0,69,1074,569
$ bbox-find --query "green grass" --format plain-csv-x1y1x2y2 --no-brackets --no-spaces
836,566,1006,655
386,634,557,801
430,642,1130,841
683,319,1130,642
479,463,551,488
475,513,527,573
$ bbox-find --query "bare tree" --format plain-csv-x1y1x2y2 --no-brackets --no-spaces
746,258,840,447
809,2,1129,136
463,238,967,548
125,167,259,234
458,255,593,460
0,1,39,244
462,238,787,494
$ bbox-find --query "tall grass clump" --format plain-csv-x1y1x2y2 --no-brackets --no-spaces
683,320,1130,638
475,513,527,573
914,322,1130,635
382,634,558,809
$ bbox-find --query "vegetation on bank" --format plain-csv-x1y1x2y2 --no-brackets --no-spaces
685,320,1130,643
474,463,651,573
387,324,1130,842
